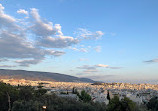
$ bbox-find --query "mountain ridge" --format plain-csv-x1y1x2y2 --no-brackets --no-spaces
0,69,95,83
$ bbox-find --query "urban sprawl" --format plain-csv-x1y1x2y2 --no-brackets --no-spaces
1,79,158,105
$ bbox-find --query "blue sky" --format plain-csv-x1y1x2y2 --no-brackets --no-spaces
0,0,158,83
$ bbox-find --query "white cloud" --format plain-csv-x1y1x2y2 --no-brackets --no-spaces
30,8,79,48
17,9,28,15
45,50,65,56
77,64,122,74
0,31,66,66
94,46,101,52
0,31,41,59
38,35,79,48
69,47,89,53
80,48,88,52
0,4,19,31
54,24,63,35
0,4,103,67
76,28,104,40
0,4,66,66
30,8,56,37
96,64,109,67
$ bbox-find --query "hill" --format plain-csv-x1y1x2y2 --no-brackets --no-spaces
0,69,95,83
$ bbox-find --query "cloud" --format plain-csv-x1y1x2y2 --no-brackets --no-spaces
83,69,98,73
37,35,79,48
0,4,66,66
15,59,42,67
76,28,104,40
17,9,28,15
77,64,121,70
0,31,42,59
14,50,65,67
96,64,109,67
0,65,16,68
0,4,19,31
84,75,117,79
144,58,158,63
77,65,96,70
0,31,65,66
96,64,122,69
30,8,56,37
77,65,99,74
46,50,65,56
80,48,88,52
30,8,79,48
77,64,122,74
79,58,89,61
0,4,103,67
69,47,89,53
79,75,119,82
0,59,8,62
108,67,122,69
94,46,101,52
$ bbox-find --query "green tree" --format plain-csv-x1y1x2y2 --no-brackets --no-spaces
18,86,34,101
107,96,136,111
77,90,92,103
147,96,158,111
120,97,136,111
0,82,19,111
35,88,47,98
12,100,42,111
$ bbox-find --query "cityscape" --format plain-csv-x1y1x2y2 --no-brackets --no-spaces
1,79,158,105
0,0,158,110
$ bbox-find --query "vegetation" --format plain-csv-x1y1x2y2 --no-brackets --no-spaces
77,90,92,103
0,82,153,111
147,96,158,111
0,82,106,111
107,90,110,101
106,96,136,111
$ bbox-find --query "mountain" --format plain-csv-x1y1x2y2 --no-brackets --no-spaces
0,69,95,83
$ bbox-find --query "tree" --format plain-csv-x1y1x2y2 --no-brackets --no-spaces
35,88,47,98
0,82,19,111
77,90,92,103
107,90,111,101
120,97,136,111
107,96,136,111
147,96,158,111
18,86,34,101
12,100,42,111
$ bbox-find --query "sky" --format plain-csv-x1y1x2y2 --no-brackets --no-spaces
0,0,158,83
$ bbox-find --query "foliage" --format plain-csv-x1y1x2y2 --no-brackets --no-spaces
18,86,34,101
106,96,136,111
147,96,158,111
0,82,106,111
0,81,149,111
77,90,92,103
12,100,42,111
0,82,19,111
107,90,110,101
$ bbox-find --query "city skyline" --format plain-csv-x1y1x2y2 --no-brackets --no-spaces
0,0,158,83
